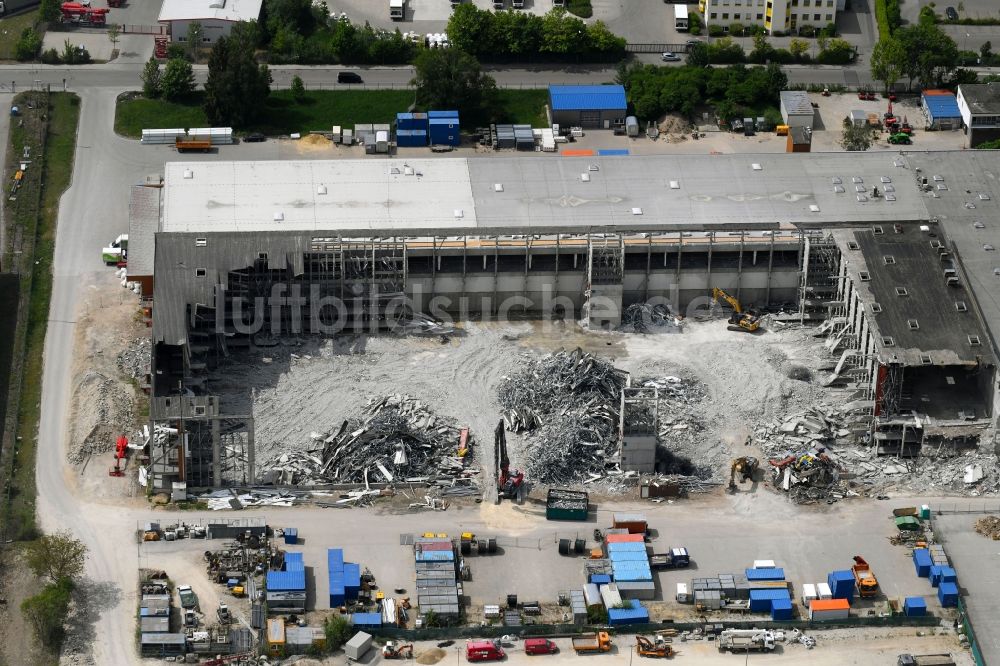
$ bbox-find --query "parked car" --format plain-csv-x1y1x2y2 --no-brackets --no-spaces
524,639,558,656
661,52,681,62
243,133,266,143
338,71,363,84
945,6,958,20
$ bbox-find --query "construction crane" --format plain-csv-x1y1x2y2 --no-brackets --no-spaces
382,642,414,659
108,434,128,477
494,421,524,504
710,288,762,332
635,635,676,658
728,456,759,492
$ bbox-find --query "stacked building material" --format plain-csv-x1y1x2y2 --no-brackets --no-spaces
569,590,587,625
414,537,460,618
607,599,649,626
607,539,652,591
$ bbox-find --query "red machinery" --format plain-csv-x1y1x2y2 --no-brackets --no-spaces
494,421,524,503
109,434,128,477
154,36,168,59
61,3,109,26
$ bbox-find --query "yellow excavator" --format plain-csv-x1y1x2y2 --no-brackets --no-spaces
710,288,762,333
728,456,759,492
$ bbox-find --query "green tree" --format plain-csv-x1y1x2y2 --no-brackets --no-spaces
411,48,497,126
290,74,306,102
841,117,875,151
107,24,120,53
324,614,352,650
25,532,87,584
981,41,993,59
870,37,906,93
789,38,809,60
541,8,587,56
686,42,710,67
38,0,60,24
265,0,318,37
62,39,90,64
586,20,625,57
141,56,162,98
897,23,959,89
204,22,272,127
161,57,196,100
446,2,493,57
14,28,42,61
919,5,938,25
817,37,854,65
21,579,74,647
186,22,204,57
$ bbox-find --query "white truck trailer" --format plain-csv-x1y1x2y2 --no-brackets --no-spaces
389,0,404,20
718,629,776,653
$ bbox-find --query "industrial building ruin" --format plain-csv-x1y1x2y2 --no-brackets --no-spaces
132,152,1000,492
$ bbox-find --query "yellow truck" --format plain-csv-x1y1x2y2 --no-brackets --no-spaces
573,632,612,654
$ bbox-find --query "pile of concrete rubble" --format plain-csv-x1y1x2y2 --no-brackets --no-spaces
619,304,683,334
498,348,628,484
642,376,713,478
115,336,151,381
757,404,1000,503
258,394,477,488
975,516,1000,540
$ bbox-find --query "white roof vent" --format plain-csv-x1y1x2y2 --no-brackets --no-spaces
454,209,464,218
183,169,193,179
404,166,415,176
273,212,284,221
208,0,225,8
494,183,503,192
631,207,643,215
317,185,327,195
809,204,820,212
588,164,599,171
581,173,591,182
751,163,762,171
669,180,680,189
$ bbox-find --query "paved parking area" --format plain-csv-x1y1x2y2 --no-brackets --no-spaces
933,512,1000,666
328,0,571,33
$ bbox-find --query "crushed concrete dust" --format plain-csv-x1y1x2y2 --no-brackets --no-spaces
657,113,692,143
416,648,448,664
295,133,334,152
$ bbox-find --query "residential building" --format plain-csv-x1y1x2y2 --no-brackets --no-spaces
699,0,843,35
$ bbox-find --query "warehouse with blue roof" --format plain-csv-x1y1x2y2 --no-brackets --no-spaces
549,85,628,129
922,90,962,130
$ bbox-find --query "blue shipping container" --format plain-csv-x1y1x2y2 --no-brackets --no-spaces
330,592,345,607
609,551,648,562
352,612,382,627
428,110,459,118
828,570,855,600
745,567,785,581
283,528,298,545
590,574,612,585
607,542,647,553
415,550,454,562
267,570,306,592
749,588,790,612
903,596,927,617
939,567,957,584
913,549,932,577
328,548,344,572
397,130,428,147
770,598,793,621
929,565,943,587
607,599,649,626
345,563,361,587
938,582,958,608
284,552,304,571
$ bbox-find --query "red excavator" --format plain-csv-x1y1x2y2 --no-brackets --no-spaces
494,421,524,504
109,434,128,477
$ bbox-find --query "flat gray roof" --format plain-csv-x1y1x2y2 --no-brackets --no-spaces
128,185,161,278
160,154,929,235
780,90,814,116
958,83,1000,115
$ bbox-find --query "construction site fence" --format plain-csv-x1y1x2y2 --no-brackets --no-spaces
119,24,167,35
929,502,1000,515
957,598,985,666
363,615,940,642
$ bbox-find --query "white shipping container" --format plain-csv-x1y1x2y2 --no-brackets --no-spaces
753,560,776,569
809,606,849,621
801,583,817,606
583,583,601,608
600,583,622,609
816,583,833,599
675,583,690,603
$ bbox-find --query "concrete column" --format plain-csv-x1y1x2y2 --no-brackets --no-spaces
736,231,745,301
492,237,499,315
554,236,561,298
246,419,255,486
431,236,438,301
644,235,652,302
706,232,714,292
212,416,221,488
766,233,775,306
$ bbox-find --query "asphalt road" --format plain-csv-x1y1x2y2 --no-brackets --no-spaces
0,62,905,94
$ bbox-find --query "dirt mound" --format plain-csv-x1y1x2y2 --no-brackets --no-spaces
297,133,332,151
658,113,692,143
416,648,447,664
976,516,1000,539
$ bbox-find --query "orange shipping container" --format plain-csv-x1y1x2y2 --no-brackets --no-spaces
605,533,644,544
810,598,850,611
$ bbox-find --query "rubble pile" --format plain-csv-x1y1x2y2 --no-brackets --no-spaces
258,394,478,488
115,336,151,381
619,304,682,334
498,348,629,484
641,376,713,478
975,516,1000,540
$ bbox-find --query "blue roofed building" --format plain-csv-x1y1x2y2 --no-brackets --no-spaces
922,90,962,131
549,85,628,129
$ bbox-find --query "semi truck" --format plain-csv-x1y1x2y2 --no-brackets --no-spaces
389,0,404,20
572,632,612,654
717,629,776,653
650,547,690,569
